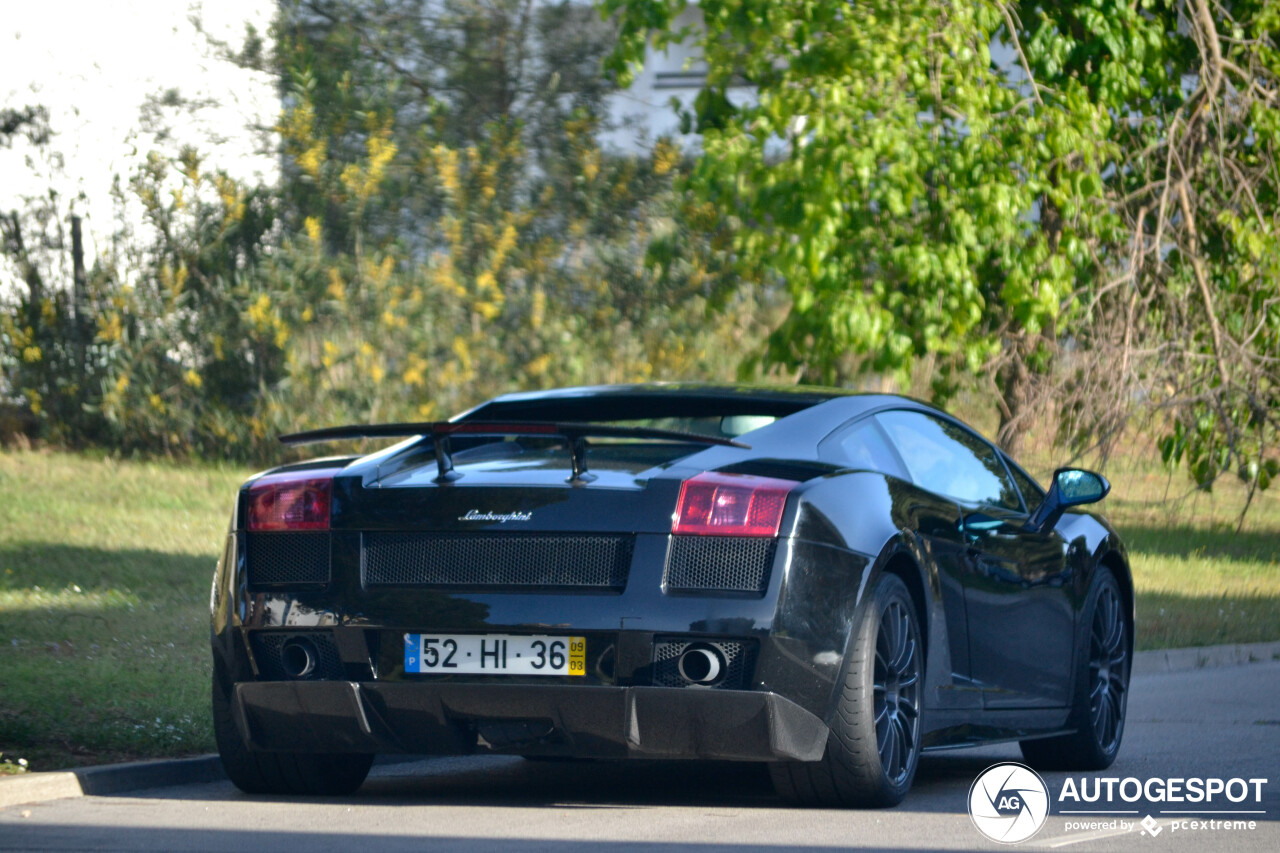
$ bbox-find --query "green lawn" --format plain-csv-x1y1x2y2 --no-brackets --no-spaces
0,446,1277,772
1081,458,1280,651
0,451,248,772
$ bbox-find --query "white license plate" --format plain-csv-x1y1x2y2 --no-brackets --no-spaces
403,633,586,676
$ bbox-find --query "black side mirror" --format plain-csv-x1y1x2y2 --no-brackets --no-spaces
1028,468,1110,533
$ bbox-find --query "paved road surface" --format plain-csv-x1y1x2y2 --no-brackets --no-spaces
3,662,1277,852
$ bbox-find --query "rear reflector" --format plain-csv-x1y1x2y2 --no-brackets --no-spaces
672,472,799,537
247,469,341,531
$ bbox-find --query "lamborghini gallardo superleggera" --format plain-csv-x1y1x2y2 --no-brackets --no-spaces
210,384,1131,806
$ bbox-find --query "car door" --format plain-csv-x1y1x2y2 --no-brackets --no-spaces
874,411,1074,709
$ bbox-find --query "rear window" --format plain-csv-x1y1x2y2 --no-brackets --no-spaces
604,415,775,440
819,419,908,479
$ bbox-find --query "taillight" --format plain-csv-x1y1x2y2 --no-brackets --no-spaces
247,469,341,531
672,472,799,537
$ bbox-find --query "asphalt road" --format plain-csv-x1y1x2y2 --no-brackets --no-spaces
2,662,1277,852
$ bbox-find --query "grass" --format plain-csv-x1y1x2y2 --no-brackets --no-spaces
0,444,1277,771
1083,460,1280,651
0,450,248,773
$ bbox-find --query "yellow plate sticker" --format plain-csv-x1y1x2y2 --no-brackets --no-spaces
568,636,586,676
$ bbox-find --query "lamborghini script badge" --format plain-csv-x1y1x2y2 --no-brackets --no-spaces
459,509,533,523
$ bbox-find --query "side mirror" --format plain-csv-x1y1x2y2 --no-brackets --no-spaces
1028,468,1111,534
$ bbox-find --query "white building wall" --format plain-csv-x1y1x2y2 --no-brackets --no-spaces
599,4,707,152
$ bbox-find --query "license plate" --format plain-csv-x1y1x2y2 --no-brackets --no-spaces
403,633,586,676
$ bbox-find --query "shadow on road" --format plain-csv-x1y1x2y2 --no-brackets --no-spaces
132,752,995,811
129,748,1278,823
1,827,955,853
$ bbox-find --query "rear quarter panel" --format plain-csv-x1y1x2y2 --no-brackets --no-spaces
766,470,964,722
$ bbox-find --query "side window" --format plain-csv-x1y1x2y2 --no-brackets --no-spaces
820,418,908,479
875,410,1022,511
1005,458,1044,513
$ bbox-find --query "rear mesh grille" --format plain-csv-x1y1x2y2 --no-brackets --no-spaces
652,640,754,689
362,533,633,590
250,631,344,680
664,536,775,595
246,532,330,586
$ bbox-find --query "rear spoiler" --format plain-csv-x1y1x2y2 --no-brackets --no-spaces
278,421,749,483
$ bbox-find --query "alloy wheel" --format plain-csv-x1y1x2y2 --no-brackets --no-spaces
1088,585,1128,752
873,599,921,785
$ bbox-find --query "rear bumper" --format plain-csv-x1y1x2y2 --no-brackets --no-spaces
232,681,829,762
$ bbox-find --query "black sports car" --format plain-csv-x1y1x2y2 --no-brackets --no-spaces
210,384,1131,806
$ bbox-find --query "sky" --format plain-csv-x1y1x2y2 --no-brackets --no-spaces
1,1,277,266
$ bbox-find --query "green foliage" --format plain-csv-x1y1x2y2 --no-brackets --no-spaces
91,153,283,457
2,0,773,462
5,0,1276,509
606,0,1280,502
1012,0,1280,508
605,0,1106,408
249,0,771,443
1,210,115,446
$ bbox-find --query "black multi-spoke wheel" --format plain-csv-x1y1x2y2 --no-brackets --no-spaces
1021,566,1130,771
874,598,921,786
770,572,923,807
1088,582,1127,754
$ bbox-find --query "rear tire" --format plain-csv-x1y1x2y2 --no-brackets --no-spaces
770,572,923,807
1020,565,1130,770
212,666,373,795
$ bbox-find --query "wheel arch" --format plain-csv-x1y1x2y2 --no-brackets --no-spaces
1097,548,1135,648
881,549,930,663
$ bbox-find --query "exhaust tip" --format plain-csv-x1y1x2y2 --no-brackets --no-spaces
281,637,318,679
677,644,726,685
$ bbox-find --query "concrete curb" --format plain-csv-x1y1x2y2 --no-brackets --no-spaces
0,755,224,810
1131,639,1280,675
4,641,1280,809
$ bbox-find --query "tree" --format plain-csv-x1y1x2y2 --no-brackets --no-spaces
604,0,1108,454
1006,0,1280,512
15,0,770,461
0,1,770,461
606,0,1280,502
255,0,766,432
0,104,113,444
